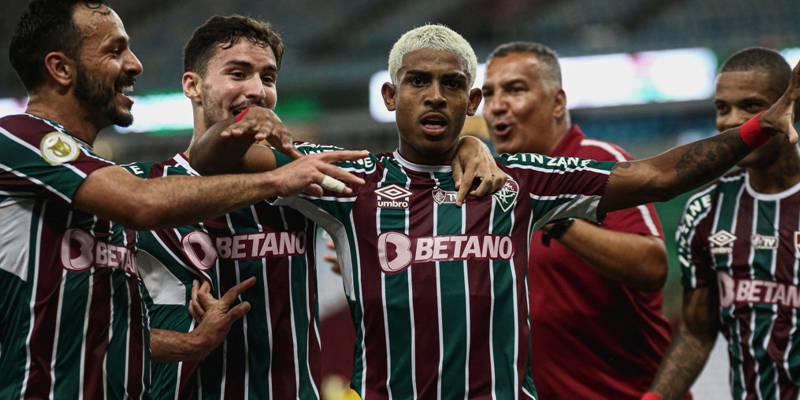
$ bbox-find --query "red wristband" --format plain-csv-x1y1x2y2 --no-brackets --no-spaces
739,112,771,149
641,392,663,400
234,105,252,122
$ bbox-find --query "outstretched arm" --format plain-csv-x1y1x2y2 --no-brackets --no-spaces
599,60,800,214
74,149,367,230
647,287,720,399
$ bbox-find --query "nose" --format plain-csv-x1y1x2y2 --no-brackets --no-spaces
485,92,508,117
125,49,143,77
718,107,752,132
244,75,268,105
424,82,446,109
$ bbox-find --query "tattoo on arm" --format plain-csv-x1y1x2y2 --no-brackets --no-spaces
672,130,750,189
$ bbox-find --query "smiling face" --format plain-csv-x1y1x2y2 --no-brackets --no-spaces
188,39,278,131
382,48,482,164
71,4,142,127
482,52,565,154
714,70,784,167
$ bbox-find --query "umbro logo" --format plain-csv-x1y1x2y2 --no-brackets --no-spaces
376,184,411,209
709,230,736,255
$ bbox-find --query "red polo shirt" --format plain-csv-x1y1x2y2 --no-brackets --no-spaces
530,125,676,399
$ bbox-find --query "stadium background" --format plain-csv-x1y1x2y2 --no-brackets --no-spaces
2,0,800,397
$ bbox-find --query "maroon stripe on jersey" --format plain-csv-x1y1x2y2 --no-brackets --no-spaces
511,198,533,393
83,269,112,399
465,198,493,396
218,261,247,400
730,193,758,395
504,165,609,198
126,278,145,398
261,204,298,399
177,360,200,400
352,185,389,399
767,198,800,371
779,375,799,400
23,205,69,399
407,171,440,399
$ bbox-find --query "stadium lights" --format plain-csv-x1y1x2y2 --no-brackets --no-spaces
371,48,718,123
1,47,798,131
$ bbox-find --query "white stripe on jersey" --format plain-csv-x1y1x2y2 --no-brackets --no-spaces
0,126,91,179
0,196,34,280
503,162,611,176
250,206,276,397
0,162,71,203
19,201,46,399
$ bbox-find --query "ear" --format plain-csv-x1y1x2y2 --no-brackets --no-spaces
43,52,76,88
466,88,483,116
553,88,567,119
182,71,203,105
381,82,397,111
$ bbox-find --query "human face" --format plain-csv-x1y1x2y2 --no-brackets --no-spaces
72,4,142,127
382,48,481,164
714,70,783,167
195,40,278,130
482,53,564,154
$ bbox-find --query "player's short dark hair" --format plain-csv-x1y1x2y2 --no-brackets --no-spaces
9,0,106,91
487,41,562,87
183,15,284,75
720,47,791,97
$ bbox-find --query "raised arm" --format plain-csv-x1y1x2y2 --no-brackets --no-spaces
74,149,367,230
599,60,800,214
646,287,720,399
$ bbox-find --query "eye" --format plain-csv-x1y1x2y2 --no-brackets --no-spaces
230,70,246,79
483,89,493,98
410,75,427,87
742,102,765,113
714,102,729,115
510,85,527,94
262,75,276,86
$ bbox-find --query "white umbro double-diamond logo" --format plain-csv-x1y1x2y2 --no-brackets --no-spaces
375,184,412,200
709,230,736,247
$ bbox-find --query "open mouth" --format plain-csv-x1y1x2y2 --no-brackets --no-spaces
420,114,448,135
492,122,512,137
115,81,135,105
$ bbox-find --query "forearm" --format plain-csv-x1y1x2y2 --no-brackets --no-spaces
556,220,667,290
150,328,209,362
601,129,750,212
189,116,262,175
649,325,717,400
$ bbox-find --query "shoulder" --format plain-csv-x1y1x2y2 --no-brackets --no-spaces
0,114,59,149
575,137,633,162
294,142,380,175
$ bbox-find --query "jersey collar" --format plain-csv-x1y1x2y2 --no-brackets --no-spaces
549,125,586,157
745,171,800,201
393,150,452,173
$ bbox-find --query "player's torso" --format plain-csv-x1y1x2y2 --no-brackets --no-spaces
130,157,321,400
345,155,535,399
0,116,148,399
701,173,800,394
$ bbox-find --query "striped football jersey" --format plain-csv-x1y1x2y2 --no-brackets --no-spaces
679,169,800,399
278,144,615,400
127,154,321,399
0,114,149,399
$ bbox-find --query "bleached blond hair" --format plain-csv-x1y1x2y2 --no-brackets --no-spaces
388,24,478,87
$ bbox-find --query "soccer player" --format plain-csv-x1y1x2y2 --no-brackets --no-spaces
129,15,504,399
481,41,675,399
646,47,800,400
190,25,800,399
0,1,366,398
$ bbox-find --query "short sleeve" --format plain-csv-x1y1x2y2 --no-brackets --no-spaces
0,118,113,203
498,153,614,230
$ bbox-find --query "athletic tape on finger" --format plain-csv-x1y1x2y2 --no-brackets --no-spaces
321,175,347,193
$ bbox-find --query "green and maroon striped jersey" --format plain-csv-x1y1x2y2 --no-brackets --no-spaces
679,169,800,399
127,154,321,400
0,114,149,399
278,144,615,400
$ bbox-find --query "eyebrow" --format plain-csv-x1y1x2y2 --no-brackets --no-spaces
224,59,278,73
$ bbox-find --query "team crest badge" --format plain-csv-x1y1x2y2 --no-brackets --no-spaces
494,179,519,212
39,131,79,165
432,188,457,205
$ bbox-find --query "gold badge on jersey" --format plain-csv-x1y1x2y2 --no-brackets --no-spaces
39,131,80,165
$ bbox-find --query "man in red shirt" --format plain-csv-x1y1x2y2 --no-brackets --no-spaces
482,41,676,399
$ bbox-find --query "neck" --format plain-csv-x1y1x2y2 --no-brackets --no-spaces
397,142,456,165
747,145,800,194
25,91,101,144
